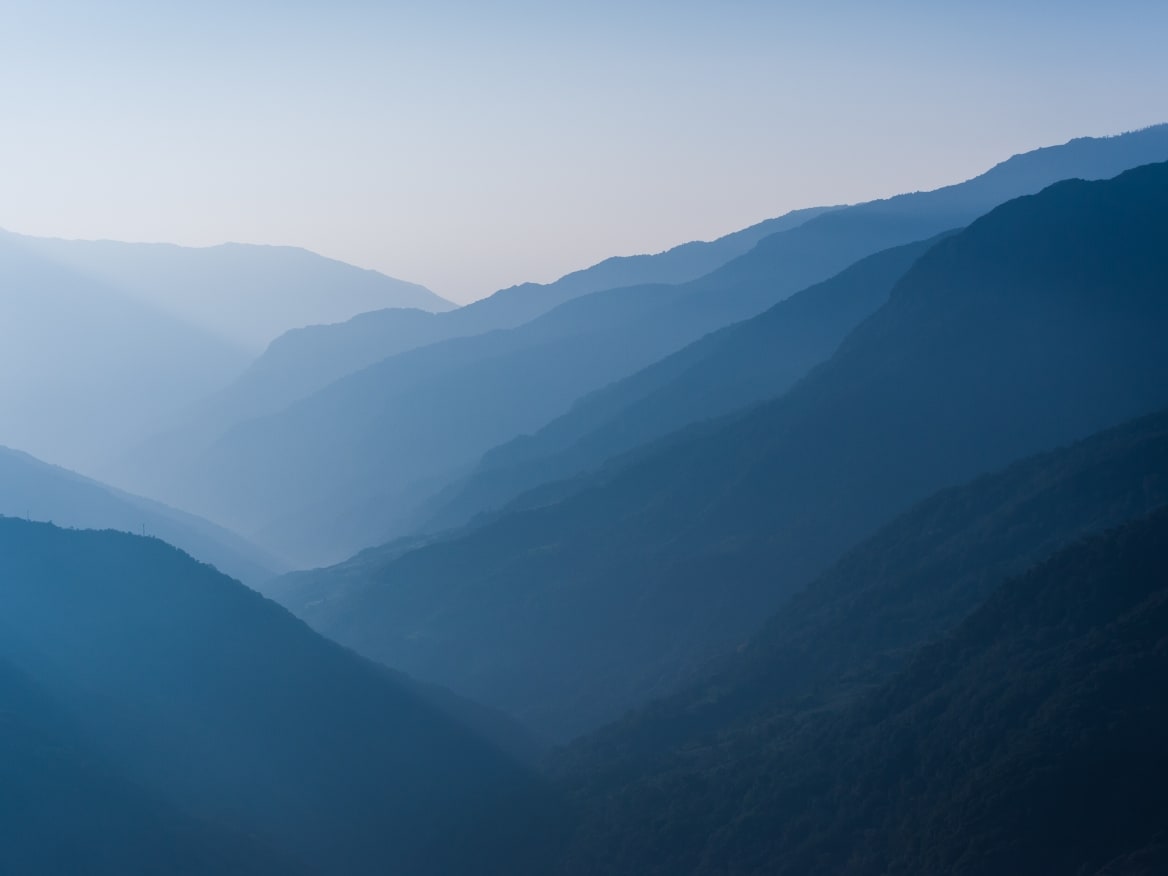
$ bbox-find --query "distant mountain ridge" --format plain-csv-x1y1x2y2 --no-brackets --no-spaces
138,124,1168,567
4,232,453,352
124,205,838,466
0,233,250,471
419,234,950,533
0,230,450,473
421,124,1168,530
271,160,1168,741
5,124,1168,876
473,204,840,322
0,445,280,585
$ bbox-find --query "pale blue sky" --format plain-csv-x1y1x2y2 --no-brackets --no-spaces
1,1,1165,302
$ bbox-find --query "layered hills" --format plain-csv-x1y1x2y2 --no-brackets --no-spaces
6,234,451,352
273,160,1168,741
0,231,445,473
556,403,1168,781
0,518,556,875
3,125,1168,876
128,126,1168,565
0,445,278,585
421,234,948,533
552,505,1168,875
199,205,839,421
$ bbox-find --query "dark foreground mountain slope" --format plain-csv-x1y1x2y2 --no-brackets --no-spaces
423,235,945,533
0,519,558,875
562,406,1168,775
0,445,278,585
554,507,1168,875
556,404,1168,786
274,161,1168,741
0,659,298,876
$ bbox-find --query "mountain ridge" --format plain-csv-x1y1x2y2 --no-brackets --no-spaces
0,517,559,875
551,506,1168,874
271,160,1168,741
2,231,453,351
130,128,1168,564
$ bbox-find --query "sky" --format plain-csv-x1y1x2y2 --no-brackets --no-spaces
1,1,1165,304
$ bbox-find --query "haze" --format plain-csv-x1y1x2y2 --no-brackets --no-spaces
1,0,1164,302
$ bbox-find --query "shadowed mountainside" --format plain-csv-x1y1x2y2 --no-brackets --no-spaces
551,506,1168,875
127,127,1168,565
0,656,301,876
554,404,1168,783
0,518,560,876
271,161,1168,741
111,206,834,533
421,234,948,533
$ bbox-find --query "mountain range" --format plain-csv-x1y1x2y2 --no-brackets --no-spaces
106,205,836,560
272,159,1168,741
0,232,446,473
118,125,1168,566
551,500,1168,875
0,445,278,585
0,518,556,875
202,204,840,421
419,234,949,534
4,124,1168,875
4,233,452,352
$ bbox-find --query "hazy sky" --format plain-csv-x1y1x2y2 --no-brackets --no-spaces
1,1,1165,303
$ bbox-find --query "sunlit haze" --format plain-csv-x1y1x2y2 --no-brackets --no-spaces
1,0,1165,302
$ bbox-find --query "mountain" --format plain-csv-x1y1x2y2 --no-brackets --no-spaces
111,205,835,526
0,445,279,585
0,657,298,875
417,125,1168,533
0,232,249,471
480,204,838,321
556,404,1168,776
123,127,1168,565
129,214,878,566
6,233,452,352
551,506,1168,875
206,205,839,418
421,234,947,533
270,161,1168,741
0,518,558,875
0,231,447,471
